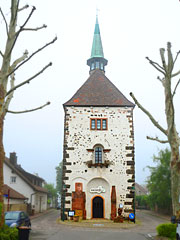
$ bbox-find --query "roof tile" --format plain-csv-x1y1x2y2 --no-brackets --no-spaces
64,70,134,107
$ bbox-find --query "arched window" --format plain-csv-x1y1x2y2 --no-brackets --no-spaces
95,147,102,163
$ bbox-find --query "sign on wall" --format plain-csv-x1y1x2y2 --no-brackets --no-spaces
90,186,106,194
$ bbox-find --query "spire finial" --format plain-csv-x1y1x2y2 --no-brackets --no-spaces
96,7,100,17
87,12,108,74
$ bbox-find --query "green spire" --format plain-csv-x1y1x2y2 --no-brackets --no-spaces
90,16,104,58
87,14,108,73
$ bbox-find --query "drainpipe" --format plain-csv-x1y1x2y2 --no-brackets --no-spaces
7,189,10,211
31,192,36,214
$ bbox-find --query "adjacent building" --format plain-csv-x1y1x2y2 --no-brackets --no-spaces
61,16,135,220
4,152,48,214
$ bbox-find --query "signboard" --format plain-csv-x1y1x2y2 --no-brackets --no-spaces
68,210,75,217
3,194,8,197
90,186,105,194
129,213,135,220
75,210,83,217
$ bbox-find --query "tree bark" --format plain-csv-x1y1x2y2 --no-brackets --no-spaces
0,110,5,228
171,154,180,217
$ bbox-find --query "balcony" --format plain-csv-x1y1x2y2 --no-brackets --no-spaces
85,160,111,168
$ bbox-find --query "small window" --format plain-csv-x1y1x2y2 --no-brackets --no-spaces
102,119,107,130
95,147,102,163
90,119,107,130
91,119,96,129
96,61,99,69
10,176,16,183
91,63,95,70
97,119,101,129
100,63,103,70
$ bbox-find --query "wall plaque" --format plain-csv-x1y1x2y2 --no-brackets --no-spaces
90,186,106,194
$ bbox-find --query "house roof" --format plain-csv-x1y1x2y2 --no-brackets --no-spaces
64,69,135,107
3,184,27,200
4,158,48,194
135,183,148,195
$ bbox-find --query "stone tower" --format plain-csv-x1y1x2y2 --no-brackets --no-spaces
61,16,135,220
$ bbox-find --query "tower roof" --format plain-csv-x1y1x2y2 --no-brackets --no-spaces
90,16,104,58
87,15,107,73
63,70,134,107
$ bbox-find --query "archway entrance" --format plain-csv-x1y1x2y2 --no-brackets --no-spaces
92,196,104,218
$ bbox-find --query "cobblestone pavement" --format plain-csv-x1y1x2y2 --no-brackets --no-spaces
29,209,170,240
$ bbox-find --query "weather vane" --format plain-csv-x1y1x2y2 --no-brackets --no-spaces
96,7,100,17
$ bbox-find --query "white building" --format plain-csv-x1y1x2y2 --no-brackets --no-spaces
61,16,135,220
4,152,48,214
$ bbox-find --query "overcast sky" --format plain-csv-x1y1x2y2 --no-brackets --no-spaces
2,0,180,186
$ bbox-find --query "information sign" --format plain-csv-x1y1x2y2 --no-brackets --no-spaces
68,210,75,217
129,213,135,220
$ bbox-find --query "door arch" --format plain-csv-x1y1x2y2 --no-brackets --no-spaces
92,196,104,218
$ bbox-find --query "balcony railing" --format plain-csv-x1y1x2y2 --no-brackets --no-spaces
85,160,111,168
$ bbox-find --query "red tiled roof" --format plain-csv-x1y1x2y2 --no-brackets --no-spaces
3,185,27,200
64,69,134,107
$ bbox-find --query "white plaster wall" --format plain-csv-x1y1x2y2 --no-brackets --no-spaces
64,106,134,219
4,198,25,204
4,163,34,204
34,193,47,213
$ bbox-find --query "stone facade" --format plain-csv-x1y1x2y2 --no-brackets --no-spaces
62,106,135,219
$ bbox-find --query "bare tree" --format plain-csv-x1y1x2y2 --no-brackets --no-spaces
0,0,57,226
130,42,180,218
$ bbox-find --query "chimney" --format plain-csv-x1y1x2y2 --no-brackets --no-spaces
9,152,17,165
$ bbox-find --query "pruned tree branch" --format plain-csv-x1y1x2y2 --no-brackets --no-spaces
7,101,50,114
167,42,174,74
22,24,47,32
9,50,28,73
9,6,36,56
171,70,180,78
18,6,36,31
157,76,165,86
146,136,168,144
130,92,167,136
18,4,29,12
160,48,167,73
0,50,4,58
6,62,52,97
172,79,180,97
173,50,180,66
0,7,9,36
3,73,15,114
13,0,20,26
146,57,165,75
7,37,57,77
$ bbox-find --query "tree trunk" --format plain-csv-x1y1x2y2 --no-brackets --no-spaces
170,144,180,216
0,114,5,228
